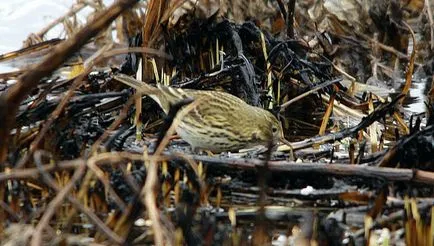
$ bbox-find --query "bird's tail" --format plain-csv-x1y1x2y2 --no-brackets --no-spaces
113,73,157,94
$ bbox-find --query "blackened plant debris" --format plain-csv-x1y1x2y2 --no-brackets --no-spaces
379,124,434,171
1,1,434,245
120,33,143,75
13,87,131,160
172,55,260,106
104,124,136,151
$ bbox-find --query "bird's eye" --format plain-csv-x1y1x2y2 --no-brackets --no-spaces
272,126,278,133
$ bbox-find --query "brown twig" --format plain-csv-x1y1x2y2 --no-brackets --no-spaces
319,89,335,135
5,149,433,186
0,159,83,182
286,0,296,38
425,0,434,50
279,77,342,112
0,200,20,222
35,3,87,39
0,152,155,183
399,21,416,105
102,47,173,60
5,149,433,185
357,32,411,61
143,157,166,245
183,155,434,185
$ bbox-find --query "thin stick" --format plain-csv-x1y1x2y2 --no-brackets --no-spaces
0,152,157,183
426,0,434,50
357,32,411,61
184,155,434,185
36,3,87,38
398,21,416,105
279,78,342,112
31,156,86,246
102,47,173,60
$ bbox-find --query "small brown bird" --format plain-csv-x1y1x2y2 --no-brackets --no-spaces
114,73,283,153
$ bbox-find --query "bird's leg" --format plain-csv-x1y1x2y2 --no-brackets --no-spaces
204,150,215,156
288,144,295,161
280,138,296,161
192,147,215,156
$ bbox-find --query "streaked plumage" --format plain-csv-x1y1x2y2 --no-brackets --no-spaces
114,73,283,152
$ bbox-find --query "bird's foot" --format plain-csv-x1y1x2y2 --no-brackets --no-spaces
192,147,215,156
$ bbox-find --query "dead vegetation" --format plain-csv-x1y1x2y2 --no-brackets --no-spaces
0,0,433,245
